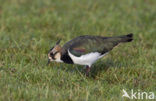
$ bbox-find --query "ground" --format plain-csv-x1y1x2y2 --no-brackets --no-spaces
0,0,156,101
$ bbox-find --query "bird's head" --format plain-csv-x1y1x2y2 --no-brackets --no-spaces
47,39,63,65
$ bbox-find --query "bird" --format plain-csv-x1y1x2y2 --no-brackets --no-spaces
47,33,133,76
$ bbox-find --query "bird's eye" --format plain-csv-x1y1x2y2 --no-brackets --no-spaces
50,53,53,56
50,53,56,60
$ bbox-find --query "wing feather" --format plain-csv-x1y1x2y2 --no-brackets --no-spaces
62,35,120,57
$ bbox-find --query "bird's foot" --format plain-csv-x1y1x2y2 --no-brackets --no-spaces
85,66,90,76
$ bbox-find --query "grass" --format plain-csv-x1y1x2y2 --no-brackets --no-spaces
0,0,156,101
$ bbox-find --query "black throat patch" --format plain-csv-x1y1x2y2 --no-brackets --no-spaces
61,52,73,64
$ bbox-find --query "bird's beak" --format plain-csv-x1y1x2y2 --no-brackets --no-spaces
47,59,50,65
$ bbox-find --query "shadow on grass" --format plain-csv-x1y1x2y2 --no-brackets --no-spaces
90,59,122,78
55,58,124,78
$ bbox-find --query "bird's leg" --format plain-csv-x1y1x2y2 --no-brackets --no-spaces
85,66,90,76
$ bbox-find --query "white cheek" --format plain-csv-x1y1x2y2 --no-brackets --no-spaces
55,58,63,62
55,59,63,62
54,53,63,62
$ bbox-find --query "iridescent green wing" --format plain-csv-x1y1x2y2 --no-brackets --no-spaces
63,36,119,57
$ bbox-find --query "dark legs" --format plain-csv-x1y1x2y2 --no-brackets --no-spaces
85,65,91,76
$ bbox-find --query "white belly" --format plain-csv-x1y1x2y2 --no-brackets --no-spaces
68,50,107,67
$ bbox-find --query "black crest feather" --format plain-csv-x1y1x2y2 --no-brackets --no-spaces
56,39,61,45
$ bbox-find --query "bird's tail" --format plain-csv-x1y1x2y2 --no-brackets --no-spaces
118,33,133,43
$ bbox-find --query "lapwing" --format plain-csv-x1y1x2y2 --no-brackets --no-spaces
48,33,133,75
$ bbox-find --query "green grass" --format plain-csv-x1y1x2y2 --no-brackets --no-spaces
0,0,156,101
